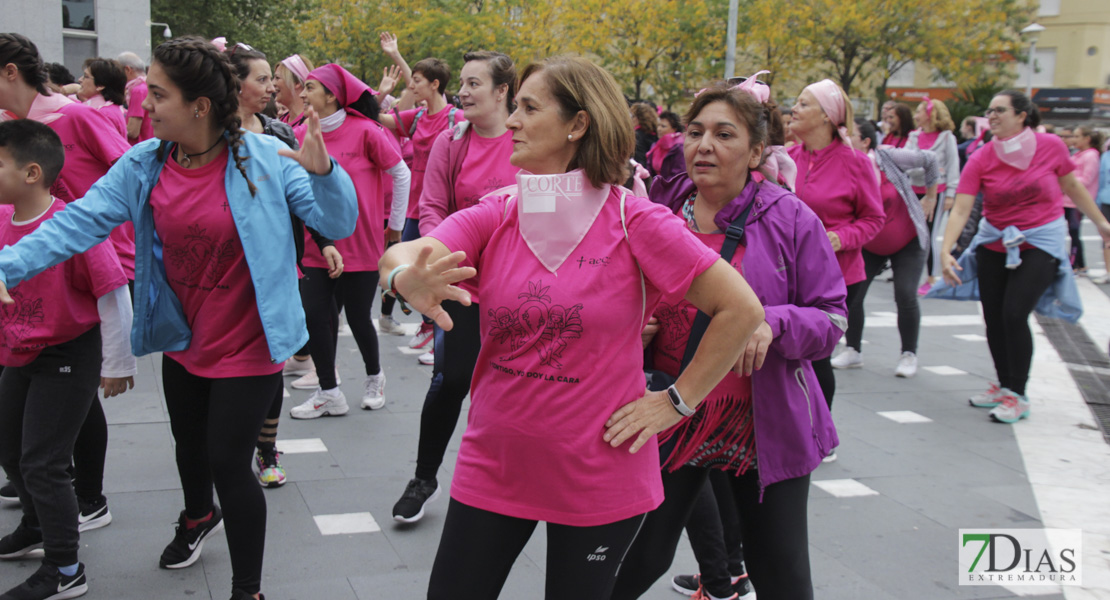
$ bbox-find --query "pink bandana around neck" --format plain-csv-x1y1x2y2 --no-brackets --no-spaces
994,127,1037,171
516,169,611,273
759,145,798,191
27,93,74,125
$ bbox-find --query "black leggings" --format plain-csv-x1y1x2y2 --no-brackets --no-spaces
613,466,813,600
415,301,481,481
845,242,927,353
976,247,1059,396
924,194,946,278
680,470,746,597
72,394,107,500
428,498,646,600
301,268,381,390
1064,207,1085,270
162,356,281,595
812,280,864,410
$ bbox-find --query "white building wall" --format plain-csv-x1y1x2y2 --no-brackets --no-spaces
2,0,151,74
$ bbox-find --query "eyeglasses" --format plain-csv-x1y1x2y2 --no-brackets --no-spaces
984,107,1010,116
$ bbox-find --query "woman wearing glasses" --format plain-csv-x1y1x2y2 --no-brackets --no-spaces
936,90,1110,423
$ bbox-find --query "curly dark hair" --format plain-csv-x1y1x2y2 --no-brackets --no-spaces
153,36,255,195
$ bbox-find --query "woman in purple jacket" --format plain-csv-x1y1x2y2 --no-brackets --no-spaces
612,82,845,600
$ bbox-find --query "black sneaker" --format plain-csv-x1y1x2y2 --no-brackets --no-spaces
0,562,87,600
229,590,264,600
0,482,19,507
392,478,440,523
159,506,224,569
671,573,700,595
735,576,755,599
76,496,112,532
0,518,43,559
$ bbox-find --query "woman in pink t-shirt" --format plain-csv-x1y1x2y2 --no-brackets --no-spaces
77,57,128,137
941,90,1110,423
906,97,960,294
274,54,313,128
391,50,519,524
287,64,410,419
787,79,883,444
381,56,764,599
881,103,913,149
1061,126,1103,273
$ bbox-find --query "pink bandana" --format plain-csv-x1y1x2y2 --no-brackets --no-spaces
27,93,74,125
516,169,611,273
210,37,228,52
734,70,771,103
646,131,683,172
758,145,798,191
280,55,311,84
994,127,1037,171
804,79,851,146
307,64,378,111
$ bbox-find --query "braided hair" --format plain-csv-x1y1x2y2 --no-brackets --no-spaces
0,33,50,95
152,36,256,195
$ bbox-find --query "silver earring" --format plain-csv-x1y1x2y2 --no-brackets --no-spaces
194,109,200,119
567,134,573,141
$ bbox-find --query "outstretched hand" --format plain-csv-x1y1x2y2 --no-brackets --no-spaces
378,65,401,97
379,32,399,56
277,106,331,175
393,246,476,330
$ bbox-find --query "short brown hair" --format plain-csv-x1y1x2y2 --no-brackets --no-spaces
518,56,634,188
630,102,657,132
412,57,450,95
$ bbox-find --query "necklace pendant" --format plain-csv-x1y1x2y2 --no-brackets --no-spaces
180,155,191,168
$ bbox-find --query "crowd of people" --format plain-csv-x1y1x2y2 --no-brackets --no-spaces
0,28,1107,600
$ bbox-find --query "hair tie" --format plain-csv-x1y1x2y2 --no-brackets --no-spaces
923,95,934,119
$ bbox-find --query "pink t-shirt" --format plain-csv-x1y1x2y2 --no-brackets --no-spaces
125,81,154,144
429,187,719,526
419,128,518,302
151,147,281,378
1060,148,1100,208
85,96,127,138
864,172,918,256
0,199,127,367
395,106,465,220
912,131,947,195
31,100,136,280
957,132,1074,236
789,140,885,285
298,113,402,272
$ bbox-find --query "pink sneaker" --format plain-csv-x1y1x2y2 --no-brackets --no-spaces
917,281,932,296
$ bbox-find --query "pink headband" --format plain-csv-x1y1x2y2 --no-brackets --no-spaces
923,95,934,119
307,64,378,109
804,79,851,145
694,70,772,103
210,37,227,52
280,55,311,84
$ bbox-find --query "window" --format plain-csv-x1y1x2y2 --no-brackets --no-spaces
62,0,96,31
888,61,915,87
1014,48,1057,88
1038,0,1060,17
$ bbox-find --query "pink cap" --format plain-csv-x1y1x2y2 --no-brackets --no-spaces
306,64,378,109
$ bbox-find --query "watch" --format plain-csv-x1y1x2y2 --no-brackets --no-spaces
666,384,695,418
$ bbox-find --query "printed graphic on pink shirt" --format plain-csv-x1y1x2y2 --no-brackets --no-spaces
0,289,46,352
488,280,583,372
165,224,237,287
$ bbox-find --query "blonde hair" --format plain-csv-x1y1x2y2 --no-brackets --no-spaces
275,56,315,87
518,56,634,188
630,102,658,132
917,99,955,132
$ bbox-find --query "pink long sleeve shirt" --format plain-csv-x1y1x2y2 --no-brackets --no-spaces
789,139,885,285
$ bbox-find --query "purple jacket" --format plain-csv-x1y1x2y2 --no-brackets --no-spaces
650,174,845,491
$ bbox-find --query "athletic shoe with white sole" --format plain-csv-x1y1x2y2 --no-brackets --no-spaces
289,387,349,419
392,478,440,523
76,495,111,532
0,482,19,507
968,383,1005,408
0,517,42,559
409,322,434,349
378,315,406,336
281,356,314,378
361,374,386,410
821,450,838,463
672,571,752,597
830,347,863,369
159,506,224,569
0,562,87,600
989,391,1031,424
255,447,287,488
418,350,435,366
290,368,341,390
894,351,918,378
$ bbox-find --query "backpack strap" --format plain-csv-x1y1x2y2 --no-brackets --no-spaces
447,106,458,129
446,122,473,213
407,107,425,137
617,189,646,325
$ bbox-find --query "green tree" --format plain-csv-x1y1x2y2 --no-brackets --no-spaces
151,0,317,65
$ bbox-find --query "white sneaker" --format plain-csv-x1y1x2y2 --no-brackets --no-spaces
830,347,863,369
409,322,434,349
291,368,342,390
1091,274,1110,284
378,315,406,336
361,373,386,410
290,387,349,419
989,390,1031,423
282,356,314,377
282,386,290,398
418,350,435,366
821,450,838,463
895,351,918,378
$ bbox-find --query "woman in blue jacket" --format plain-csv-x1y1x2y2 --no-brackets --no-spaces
0,37,356,600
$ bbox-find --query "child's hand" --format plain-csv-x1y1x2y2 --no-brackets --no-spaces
101,376,134,398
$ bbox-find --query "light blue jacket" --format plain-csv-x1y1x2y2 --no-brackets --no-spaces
1098,151,1110,206
0,133,358,363
925,217,1082,322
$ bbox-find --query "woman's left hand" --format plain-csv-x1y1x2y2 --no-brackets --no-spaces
827,231,842,251
278,106,332,175
322,246,344,278
604,390,683,454
734,321,772,376
101,376,134,398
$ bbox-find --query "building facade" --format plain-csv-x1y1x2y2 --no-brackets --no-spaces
2,0,152,77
